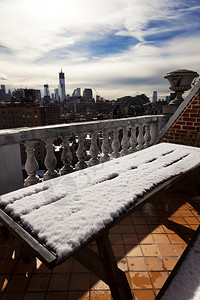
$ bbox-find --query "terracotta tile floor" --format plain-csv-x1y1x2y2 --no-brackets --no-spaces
0,174,200,300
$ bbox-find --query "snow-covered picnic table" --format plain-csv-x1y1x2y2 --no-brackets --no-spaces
1,142,200,300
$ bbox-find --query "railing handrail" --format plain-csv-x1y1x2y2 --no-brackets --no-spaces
0,115,168,146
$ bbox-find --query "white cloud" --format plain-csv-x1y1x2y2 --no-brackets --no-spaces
0,73,8,80
0,0,199,99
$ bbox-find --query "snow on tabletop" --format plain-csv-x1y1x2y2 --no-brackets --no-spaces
1,143,200,262
161,227,200,300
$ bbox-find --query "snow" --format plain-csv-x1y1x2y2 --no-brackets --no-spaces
1,143,200,263
161,229,200,300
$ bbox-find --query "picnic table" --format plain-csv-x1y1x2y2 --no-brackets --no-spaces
0,143,200,300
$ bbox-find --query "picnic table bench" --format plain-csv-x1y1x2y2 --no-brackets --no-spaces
1,143,200,300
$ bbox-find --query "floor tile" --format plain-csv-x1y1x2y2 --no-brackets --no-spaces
90,290,112,299
34,259,51,273
45,292,68,300
167,234,186,244
1,293,24,300
161,224,177,234
120,224,135,233
68,291,89,299
119,216,133,224
129,271,152,289
138,234,154,244
127,257,147,271
122,233,138,245
134,225,150,234
14,258,35,274
24,292,46,300
109,225,121,234
53,258,73,273
109,234,123,245
48,273,70,291
27,273,51,292
125,245,143,257
163,257,179,271
152,234,170,244
157,244,178,257
134,289,155,300
90,275,109,290
131,210,144,217
172,244,187,256
132,217,147,225
0,259,18,274
145,257,165,271
170,217,187,225
6,274,29,293
149,271,168,289
69,273,90,291
112,244,126,257
117,257,129,272
184,216,199,225
148,225,165,234
141,244,159,257
179,209,195,217
72,260,90,273
145,217,160,225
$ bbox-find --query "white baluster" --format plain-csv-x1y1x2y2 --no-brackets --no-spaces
88,130,99,166
60,136,74,175
111,128,120,158
24,140,40,187
129,125,137,153
100,129,110,163
121,126,129,156
75,133,88,170
144,123,151,148
43,138,58,180
137,124,144,150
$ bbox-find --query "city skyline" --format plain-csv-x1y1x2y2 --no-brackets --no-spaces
0,0,200,99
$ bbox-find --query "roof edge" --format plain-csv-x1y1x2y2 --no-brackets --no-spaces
155,79,200,144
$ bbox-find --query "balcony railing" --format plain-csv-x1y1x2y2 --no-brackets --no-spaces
0,115,169,195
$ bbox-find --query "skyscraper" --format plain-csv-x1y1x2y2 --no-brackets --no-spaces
54,88,59,100
58,69,66,102
44,84,50,97
83,88,93,101
72,88,81,97
153,91,157,103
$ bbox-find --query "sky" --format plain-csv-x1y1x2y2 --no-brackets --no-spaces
0,0,200,100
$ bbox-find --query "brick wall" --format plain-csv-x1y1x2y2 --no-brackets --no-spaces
161,88,200,147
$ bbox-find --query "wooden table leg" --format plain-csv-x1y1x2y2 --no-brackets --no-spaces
96,232,133,300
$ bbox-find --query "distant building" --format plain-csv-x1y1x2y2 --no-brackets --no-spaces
12,88,24,102
54,88,59,100
83,88,93,101
45,102,60,125
0,95,60,168
44,84,50,97
72,88,81,98
35,90,41,103
58,69,66,102
0,85,6,101
153,91,157,103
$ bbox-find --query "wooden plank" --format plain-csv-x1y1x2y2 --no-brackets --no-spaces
96,233,133,300
0,209,57,268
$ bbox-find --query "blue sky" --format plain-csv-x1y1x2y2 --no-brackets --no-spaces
0,0,200,99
